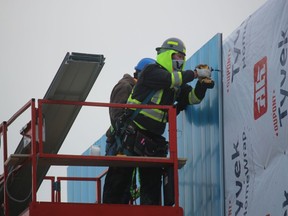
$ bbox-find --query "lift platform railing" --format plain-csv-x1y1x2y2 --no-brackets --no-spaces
1,98,183,216
46,169,142,205
0,99,36,216
43,173,105,204
43,176,56,202
55,169,107,203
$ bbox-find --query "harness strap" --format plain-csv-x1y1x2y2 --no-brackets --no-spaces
114,90,156,154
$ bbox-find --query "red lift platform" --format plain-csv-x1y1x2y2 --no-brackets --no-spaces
1,99,185,216
0,52,186,216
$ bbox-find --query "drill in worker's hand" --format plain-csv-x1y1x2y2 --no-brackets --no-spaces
195,64,215,89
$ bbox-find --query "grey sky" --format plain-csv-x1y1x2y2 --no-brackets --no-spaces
0,0,267,200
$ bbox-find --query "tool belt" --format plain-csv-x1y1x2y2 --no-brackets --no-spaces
122,124,168,157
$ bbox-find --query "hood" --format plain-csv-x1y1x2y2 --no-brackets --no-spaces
156,50,186,73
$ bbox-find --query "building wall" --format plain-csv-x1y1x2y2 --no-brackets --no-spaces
222,0,288,215
178,33,224,216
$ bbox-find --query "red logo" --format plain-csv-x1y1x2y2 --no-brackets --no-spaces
254,56,268,120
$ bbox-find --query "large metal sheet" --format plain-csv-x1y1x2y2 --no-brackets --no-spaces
178,33,224,216
1,52,105,216
43,52,105,154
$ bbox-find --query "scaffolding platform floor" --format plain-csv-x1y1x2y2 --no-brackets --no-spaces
6,154,187,169
20,202,184,216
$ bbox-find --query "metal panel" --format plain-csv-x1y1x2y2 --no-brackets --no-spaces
1,52,105,216
178,33,224,216
67,135,107,203
42,52,105,154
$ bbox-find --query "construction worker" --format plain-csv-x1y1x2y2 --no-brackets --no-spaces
114,37,215,205
103,58,155,204
105,57,156,156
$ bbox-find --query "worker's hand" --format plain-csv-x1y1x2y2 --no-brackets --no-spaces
196,64,210,70
195,64,212,78
199,77,215,89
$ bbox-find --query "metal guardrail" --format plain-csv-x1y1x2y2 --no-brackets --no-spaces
1,99,182,216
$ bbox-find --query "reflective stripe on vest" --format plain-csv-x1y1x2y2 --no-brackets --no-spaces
127,91,167,123
151,89,163,104
170,71,183,88
139,108,167,122
133,120,146,130
189,88,201,104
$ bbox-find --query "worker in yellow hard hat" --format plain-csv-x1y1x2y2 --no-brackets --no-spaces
104,37,214,205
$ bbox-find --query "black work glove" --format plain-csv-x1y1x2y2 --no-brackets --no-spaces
194,78,215,100
198,77,215,89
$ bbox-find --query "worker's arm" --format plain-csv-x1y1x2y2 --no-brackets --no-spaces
139,64,197,90
109,77,135,125
176,78,215,113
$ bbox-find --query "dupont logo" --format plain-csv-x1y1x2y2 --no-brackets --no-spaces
254,56,268,120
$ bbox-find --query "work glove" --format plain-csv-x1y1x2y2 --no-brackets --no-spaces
195,64,212,78
199,77,215,89
194,77,215,100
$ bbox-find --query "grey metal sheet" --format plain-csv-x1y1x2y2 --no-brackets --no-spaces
1,52,105,216
43,52,105,154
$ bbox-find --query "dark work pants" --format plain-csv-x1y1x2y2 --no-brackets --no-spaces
103,166,134,204
102,166,162,205
139,167,162,205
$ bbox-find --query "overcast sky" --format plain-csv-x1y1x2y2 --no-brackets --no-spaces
0,0,267,201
